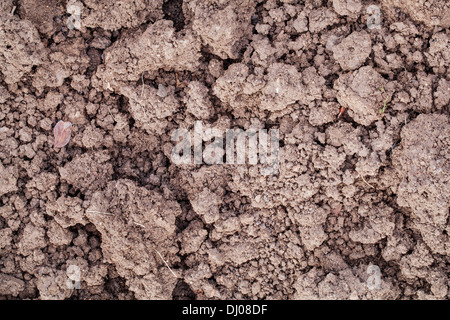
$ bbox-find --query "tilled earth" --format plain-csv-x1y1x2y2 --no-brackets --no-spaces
0,0,449,299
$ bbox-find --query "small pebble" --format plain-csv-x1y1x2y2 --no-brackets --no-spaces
157,84,168,98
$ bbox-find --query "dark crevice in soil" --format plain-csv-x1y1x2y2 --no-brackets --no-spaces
103,270,135,299
174,200,193,232
172,280,196,300
163,0,185,32
110,30,121,44
222,58,239,71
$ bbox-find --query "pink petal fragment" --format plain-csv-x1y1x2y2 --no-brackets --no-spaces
53,120,73,148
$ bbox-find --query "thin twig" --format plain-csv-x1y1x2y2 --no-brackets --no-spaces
154,248,179,279
86,210,114,216
139,73,148,119
107,107,116,122
359,175,375,189
132,221,146,228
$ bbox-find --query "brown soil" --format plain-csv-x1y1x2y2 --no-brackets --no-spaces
0,0,449,300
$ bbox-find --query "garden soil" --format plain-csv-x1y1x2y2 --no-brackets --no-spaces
0,0,449,299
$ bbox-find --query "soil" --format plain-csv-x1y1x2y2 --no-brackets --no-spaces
0,0,449,300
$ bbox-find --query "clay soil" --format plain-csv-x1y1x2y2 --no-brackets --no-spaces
0,0,449,300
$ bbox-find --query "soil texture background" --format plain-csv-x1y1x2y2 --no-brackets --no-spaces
0,0,449,300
